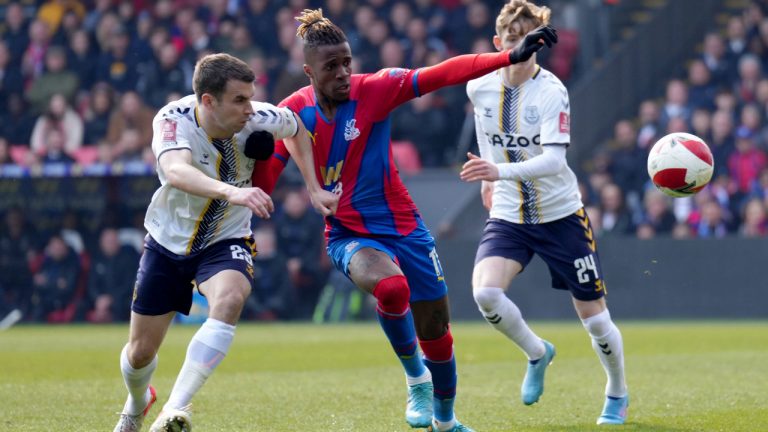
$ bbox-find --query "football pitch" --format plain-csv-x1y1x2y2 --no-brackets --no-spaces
1,321,766,431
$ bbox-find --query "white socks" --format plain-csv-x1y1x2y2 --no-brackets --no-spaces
406,368,432,386
120,344,157,415
581,309,627,397
473,286,546,360
164,318,236,410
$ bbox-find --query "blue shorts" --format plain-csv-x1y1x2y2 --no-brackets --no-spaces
475,209,606,301
132,235,256,316
327,220,448,302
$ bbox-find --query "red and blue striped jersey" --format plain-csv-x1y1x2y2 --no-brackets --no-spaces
281,69,425,237
251,51,514,237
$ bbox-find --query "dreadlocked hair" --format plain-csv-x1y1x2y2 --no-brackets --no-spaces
496,1,551,37
295,8,347,49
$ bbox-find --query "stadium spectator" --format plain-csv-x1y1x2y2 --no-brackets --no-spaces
392,91,448,167
606,119,645,196
739,196,768,237
0,93,36,146
29,233,81,322
686,58,717,111
735,53,762,104
244,224,290,321
729,126,768,195
39,126,75,164
26,44,79,114
693,199,730,238
598,183,635,236
0,136,11,165
36,0,86,38
641,188,676,236
227,24,262,63
112,128,145,164
658,79,693,130
30,92,83,156
272,40,309,103
85,227,139,323
636,99,661,150
66,29,95,90
700,32,735,87
21,19,52,85
710,109,736,178
691,109,714,149
138,42,189,108
243,0,280,57
48,7,86,48
0,41,24,116
95,23,138,92
725,15,749,62
106,90,154,147
274,188,327,320
82,82,114,146
0,207,39,319
1,2,30,68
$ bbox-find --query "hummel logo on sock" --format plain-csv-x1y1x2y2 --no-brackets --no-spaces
485,314,501,324
598,342,612,355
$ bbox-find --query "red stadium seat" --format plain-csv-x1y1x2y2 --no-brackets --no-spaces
392,140,422,175
73,146,100,165
9,145,31,165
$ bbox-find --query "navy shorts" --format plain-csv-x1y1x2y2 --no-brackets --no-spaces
326,220,448,302
131,235,256,316
475,208,606,301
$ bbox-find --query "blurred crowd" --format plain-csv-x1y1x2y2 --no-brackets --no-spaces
579,0,768,240
1,0,765,325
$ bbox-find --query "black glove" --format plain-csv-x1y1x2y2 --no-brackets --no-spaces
508,25,558,64
244,130,275,160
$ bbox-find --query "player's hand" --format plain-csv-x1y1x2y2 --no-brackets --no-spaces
481,180,494,211
228,187,275,219
460,152,500,182
244,130,275,160
309,188,339,217
508,25,558,64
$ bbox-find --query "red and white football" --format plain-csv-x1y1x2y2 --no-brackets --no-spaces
647,132,714,197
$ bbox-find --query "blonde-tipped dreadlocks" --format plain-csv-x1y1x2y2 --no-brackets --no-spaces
295,8,347,49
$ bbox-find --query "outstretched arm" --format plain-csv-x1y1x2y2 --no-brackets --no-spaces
282,118,339,217
416,25,557,96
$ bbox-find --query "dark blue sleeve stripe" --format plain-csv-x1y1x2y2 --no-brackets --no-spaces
412,69,421,97
274,153,288,164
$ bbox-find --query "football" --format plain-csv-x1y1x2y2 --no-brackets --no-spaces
646,132,714,197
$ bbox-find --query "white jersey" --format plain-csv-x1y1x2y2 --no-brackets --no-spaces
145,95,298,255
467,66,582,224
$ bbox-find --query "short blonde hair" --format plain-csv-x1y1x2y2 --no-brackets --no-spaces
495,1,551,37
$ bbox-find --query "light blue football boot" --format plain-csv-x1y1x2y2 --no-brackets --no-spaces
428,419,475,432
405,381,433,428
597,395,629,425
521,340,556,405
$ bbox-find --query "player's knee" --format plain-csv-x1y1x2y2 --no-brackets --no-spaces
581,308,613,337
373,275,410,315
473,286,505,312
127,342,157,368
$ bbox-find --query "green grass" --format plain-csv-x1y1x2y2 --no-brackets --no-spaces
1,321,767,431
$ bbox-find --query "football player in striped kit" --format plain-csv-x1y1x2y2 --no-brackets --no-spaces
112,53,338,432
460,1,628,425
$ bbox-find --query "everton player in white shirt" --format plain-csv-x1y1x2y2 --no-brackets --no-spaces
460,1,628,425
112,53,338,432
